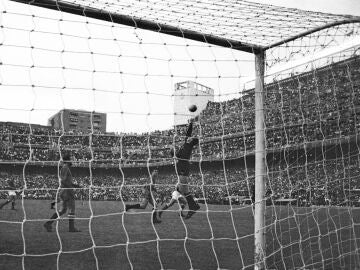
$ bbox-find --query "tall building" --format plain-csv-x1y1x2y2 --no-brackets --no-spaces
48,109,106,133
174,81,214,126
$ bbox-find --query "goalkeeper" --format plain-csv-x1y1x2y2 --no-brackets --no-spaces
44,153,81,232
171,121,200,219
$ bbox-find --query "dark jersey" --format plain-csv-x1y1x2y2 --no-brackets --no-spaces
59,164,75,200
175,141,196,176
174,122,196,176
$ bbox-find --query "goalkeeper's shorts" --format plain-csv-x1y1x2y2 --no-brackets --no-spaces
172,190,184,200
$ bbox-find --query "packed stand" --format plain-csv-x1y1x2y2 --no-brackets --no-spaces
1,154,359,206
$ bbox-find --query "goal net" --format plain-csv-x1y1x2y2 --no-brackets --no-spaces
263,32,360,269
0,0,359,269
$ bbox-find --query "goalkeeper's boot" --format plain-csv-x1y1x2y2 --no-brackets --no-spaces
44,222,52,232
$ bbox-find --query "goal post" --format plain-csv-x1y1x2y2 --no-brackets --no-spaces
254,50,266,270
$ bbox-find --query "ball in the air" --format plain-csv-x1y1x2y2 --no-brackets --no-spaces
188,104,197,112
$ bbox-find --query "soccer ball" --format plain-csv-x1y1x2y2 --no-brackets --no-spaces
188,104,197,112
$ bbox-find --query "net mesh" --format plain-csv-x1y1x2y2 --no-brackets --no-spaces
0,0,360,269
67,0,357,46
9,0,360,50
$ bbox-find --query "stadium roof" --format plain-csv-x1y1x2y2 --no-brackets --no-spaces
10,0,360,53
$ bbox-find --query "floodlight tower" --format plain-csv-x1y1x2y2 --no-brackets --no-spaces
173,81,214,126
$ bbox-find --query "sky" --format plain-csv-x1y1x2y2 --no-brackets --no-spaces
0,0,359,133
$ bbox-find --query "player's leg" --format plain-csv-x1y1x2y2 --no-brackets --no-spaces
159,190,187,218
148,197,161,224
125,197,148,211
178,176,200,214
68,199,80,232
10,195,16,210
158,198,176,218
184,194,201,219
50,197,60,209
177,196,188,217
0,199,10,209
44,200,68,232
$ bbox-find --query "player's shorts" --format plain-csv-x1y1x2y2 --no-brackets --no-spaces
61,198,75,213
172,190,184,200
60,192,75,213
59,189,75,201
8,195,16,202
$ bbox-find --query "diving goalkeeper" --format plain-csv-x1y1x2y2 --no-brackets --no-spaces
171,121,200,219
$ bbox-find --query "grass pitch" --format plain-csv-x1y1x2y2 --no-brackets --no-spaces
0,200,359,270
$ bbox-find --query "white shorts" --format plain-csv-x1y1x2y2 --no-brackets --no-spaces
8,191,16,196
172,191,184,201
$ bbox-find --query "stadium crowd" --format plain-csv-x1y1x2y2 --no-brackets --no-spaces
1,155,359,206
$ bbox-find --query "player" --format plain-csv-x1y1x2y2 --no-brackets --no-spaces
44,153,81,232
125,169,161,224
171,121,200,219
0,179,18,210
158,187,187,219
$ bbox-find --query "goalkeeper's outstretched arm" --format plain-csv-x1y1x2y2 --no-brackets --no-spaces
184,122,193,143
